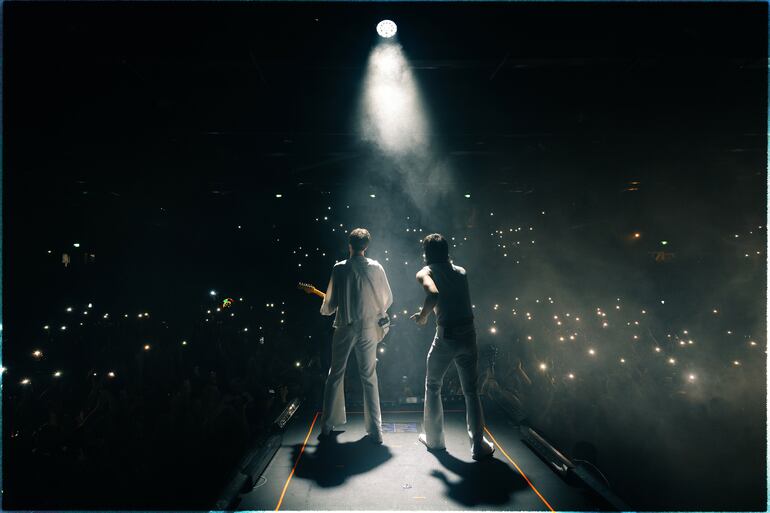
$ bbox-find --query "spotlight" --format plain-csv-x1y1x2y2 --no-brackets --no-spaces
376,19,397,38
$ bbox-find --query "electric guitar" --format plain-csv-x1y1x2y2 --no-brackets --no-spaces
297,282,395,339
297,282,325,299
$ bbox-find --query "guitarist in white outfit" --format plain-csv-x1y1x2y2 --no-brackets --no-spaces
318,228,393,444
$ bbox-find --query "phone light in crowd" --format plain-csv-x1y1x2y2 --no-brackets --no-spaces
464,194,471,198
490,326,497,334
20,378,31,385
370,194,376,198
32,350,43,360
688,374,696,382
73,243,80,248
210,290,217,296
668,358,676,365
144,344,151,351
66,307,73,312
539,363,547,371
633,232,641,238
568,373,575,379
750,341,757,346
661,240,668,245
108,371,116,378
88,303,93,308
620,358,625,363
295,361,301,367
588,348,596,356
275,193,283,198
733,360,741,366
376,19,397,38
60,325,67,331
379,347,385,353
43,325,50,330
182,340,187,346
1,367,6,374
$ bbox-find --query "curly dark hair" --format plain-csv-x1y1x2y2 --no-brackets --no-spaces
422,233,449,264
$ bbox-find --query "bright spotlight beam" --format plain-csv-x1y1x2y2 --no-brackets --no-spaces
360,43,427,154
376,20,397,38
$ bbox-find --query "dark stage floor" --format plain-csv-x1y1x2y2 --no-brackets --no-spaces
237,405,608,511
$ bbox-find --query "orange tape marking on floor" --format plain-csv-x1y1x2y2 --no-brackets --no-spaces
275,411,320,511
484,426,556,512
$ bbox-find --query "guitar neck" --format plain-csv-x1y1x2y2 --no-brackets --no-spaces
312,289,326,299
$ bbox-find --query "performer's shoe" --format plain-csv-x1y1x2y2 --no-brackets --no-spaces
418,433,446,452
471,438,495,461
317,425,334,442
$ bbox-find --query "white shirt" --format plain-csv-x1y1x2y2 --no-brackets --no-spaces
321,256,393,328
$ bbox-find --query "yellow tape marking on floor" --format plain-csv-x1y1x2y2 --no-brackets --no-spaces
484,426,556,512
275,411,320,511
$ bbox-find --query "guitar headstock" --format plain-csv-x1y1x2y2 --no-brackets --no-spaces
297,282,320,295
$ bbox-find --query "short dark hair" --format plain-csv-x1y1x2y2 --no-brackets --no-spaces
422,233,449,264
349,228,371,252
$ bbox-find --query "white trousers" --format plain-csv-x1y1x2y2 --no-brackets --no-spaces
320,324,382,437
423,324,488,453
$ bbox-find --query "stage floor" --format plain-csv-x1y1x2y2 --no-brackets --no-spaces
236,404,609,511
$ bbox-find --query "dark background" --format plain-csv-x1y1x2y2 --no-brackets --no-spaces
4,2,767,510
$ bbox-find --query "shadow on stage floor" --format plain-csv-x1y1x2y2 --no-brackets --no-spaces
428,449,529,507
240,409,604,511
290,432,393,488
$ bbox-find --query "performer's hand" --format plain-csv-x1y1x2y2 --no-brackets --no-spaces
411,311,428,326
